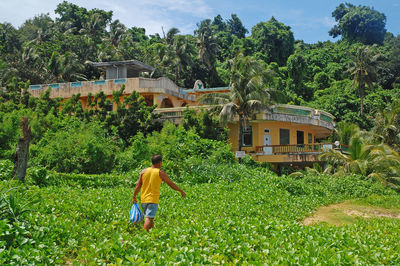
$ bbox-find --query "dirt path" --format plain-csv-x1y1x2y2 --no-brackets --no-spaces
303,201,400,226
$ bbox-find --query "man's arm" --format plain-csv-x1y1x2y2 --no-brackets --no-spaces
132,170,145,203
159,170,186,198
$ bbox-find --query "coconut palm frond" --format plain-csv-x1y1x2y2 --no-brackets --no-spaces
319,148,349,166
288,171,304,178
198,93,230,105
367,172,386,185
219,103,238,123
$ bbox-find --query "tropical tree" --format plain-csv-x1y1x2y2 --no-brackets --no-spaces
47,51,86,82
332,121,360,146
0,23,21,54
108,19,127,47
172,35,196,86
320,134,400,188
164,27,180,45
227,14,248,39
289,163,334,178
195,19,219,71
250,17,294,65
147,42,176,80
348,46,382,115
373,100,400,152
199,53,275,152
329,3,387,45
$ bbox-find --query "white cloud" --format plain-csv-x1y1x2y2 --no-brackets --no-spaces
150,0,212,17
0,0,56,26
0,0,212,35
320,16,336,27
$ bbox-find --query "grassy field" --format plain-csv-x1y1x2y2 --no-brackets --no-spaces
1,171,400,264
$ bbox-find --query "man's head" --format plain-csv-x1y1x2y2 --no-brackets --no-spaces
152,154,163,167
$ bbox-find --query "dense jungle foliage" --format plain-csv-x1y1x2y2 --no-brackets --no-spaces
0,1,400,127
0,1,399,180
1,2,400,264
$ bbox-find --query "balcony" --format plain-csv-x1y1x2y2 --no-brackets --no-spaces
249,143,348,164
255,143,348,154
29,77,196,102
155,104,335,133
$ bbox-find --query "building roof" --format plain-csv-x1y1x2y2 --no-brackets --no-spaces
90,59,155,72
183,86,230,93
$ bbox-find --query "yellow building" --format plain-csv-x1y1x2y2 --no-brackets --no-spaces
29,60,337,168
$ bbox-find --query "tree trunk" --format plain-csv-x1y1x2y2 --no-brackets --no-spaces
13,117,31,183
359,83,365,116
360,96,364,116
238,116,243,163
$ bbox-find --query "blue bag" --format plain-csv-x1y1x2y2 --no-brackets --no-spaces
130,203,144,223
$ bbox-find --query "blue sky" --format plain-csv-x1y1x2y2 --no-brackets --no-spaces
1,0,399,43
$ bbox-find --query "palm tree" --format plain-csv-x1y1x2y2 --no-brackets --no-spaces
348,46,382,115
79,13,106,51
59,52,87,81
289,163,334,178
147,42,176,80
373,100,400,152
47,51,86,82
164,27,180,46
195,19,219,71
320,134,400,187
108,19,127,47
172,35,195,84
199,53,275,152
332,121,360,146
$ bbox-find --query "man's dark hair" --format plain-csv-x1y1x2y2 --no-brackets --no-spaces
152,154,163,165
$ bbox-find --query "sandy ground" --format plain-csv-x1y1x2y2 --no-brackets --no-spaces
303,201,400,226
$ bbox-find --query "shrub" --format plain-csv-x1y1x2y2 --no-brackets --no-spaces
0,110,25,160
115,122,236,177
27,166,48,186
31,121,119,174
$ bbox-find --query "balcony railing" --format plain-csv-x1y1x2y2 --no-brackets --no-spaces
28,77,195,101
255,143,348,154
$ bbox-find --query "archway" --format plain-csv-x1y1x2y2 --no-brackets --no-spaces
160,98,174,108
143,95,154,106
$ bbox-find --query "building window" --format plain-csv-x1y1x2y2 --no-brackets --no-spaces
280,129,290,145
242,126,252,147
308,133,313,144
297,131,304,145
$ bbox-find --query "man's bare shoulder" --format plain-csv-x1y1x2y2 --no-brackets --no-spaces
159,169,168,179
140,168,148,175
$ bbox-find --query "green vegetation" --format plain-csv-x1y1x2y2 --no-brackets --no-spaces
1,2,400,127
1,167,400,264
1,1,400,264
199,53,275,152
329,3,387,45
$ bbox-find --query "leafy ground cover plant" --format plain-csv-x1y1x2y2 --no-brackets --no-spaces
0,185,38,258
0,171,399,264
0,160,13,180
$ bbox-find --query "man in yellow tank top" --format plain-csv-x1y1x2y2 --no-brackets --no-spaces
132,154,186,231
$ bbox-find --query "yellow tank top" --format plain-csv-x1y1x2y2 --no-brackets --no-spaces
141,168,162,204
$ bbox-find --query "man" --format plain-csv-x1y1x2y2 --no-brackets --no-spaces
132,154,186,231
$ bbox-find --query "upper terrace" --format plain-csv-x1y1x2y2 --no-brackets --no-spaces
28,76,196,103
29,59,196,105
